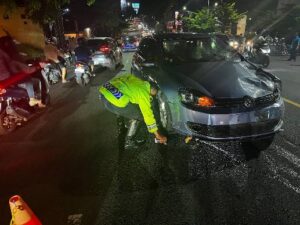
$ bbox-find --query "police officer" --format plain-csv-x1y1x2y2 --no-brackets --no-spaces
99,74,167,148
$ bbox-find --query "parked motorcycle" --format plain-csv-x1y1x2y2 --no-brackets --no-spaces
74,61,92,86
40,62,61,85
0,69,50,135
244,41,270,68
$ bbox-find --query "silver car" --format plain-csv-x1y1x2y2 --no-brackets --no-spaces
132,33,284,149
87,37,123,70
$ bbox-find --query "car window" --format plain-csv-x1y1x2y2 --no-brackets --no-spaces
87,39,108,49
138,38,158,61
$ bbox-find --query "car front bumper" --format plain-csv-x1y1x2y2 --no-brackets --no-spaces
172,98,285,141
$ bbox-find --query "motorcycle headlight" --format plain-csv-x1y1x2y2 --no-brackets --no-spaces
179,88,215,108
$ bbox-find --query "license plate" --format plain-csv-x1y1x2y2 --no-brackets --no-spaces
75,68,84,73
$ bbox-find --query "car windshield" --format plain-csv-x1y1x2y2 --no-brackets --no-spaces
123,36,136,43
162,37,230,63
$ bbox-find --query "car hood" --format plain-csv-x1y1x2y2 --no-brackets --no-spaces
161,61,274,99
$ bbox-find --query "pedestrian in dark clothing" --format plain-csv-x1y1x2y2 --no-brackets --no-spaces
288,32,300,62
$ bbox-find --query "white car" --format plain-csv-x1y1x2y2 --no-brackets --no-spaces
87,37,123,71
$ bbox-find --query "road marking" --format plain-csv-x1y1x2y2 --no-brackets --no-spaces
283,97,300,108
265,154,300,194
275,145,300,168
199,141,240,163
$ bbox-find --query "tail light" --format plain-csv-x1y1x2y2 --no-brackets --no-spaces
99,44,111,54
0,88,7,95
76,63,84,68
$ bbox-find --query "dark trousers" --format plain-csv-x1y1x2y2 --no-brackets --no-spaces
289,48,297,61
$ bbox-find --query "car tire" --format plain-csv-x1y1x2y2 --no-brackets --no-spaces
0,111,17,136
157,92,173,133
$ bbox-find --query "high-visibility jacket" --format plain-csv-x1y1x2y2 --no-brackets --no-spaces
99,74,158,133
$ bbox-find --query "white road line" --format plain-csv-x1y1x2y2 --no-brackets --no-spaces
199,141,240,163
265,154,300,194
275,145,300,169
265,154,300,179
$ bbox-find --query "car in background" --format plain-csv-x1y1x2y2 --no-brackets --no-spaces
122,35,140,52
87,37,122,70
131,33,284,150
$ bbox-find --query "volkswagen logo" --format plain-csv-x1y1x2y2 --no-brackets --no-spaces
243,96,254,108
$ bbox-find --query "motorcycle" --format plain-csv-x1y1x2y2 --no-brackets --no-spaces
74,61,92,86
40,62,61,85
0,69,50,135
244,41,270,68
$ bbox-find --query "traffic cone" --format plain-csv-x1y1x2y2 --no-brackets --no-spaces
9,195,42,225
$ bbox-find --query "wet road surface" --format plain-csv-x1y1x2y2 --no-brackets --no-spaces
0,54,299,225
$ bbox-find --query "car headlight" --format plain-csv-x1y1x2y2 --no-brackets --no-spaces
179,88,215,108
274,79,282,92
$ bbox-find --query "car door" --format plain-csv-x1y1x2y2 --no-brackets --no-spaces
131,37,158,79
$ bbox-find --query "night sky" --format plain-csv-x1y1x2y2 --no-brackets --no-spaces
64,0,279,32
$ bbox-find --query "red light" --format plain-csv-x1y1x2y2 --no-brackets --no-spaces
0,88,7,95
100,44,111,54
76,63,84,69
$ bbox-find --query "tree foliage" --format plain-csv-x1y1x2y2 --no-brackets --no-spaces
184,9,217,33
0,0,95,24
184,2,244,33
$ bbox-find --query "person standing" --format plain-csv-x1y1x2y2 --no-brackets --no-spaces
288,32,300,62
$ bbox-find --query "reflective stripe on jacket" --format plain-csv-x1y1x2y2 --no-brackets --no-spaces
99,74,158,133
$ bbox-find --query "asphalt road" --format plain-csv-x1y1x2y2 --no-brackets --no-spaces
0,53,299,225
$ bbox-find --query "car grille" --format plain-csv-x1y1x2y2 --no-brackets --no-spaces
187,119,280,138
215,94,277,109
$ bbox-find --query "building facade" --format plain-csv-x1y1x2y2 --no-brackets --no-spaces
0,6,44,49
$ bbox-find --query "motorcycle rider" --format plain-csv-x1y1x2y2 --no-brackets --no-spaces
99,74,167,149
44,38,68,83
0,48,45,107
74,37,95,76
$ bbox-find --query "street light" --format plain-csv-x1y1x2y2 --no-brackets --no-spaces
214,2,218,7
127,2,131,6
183,6,187,11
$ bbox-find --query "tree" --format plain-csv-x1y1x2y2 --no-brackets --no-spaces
0,0,95,24
184,2,244,33
184,9,217,33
